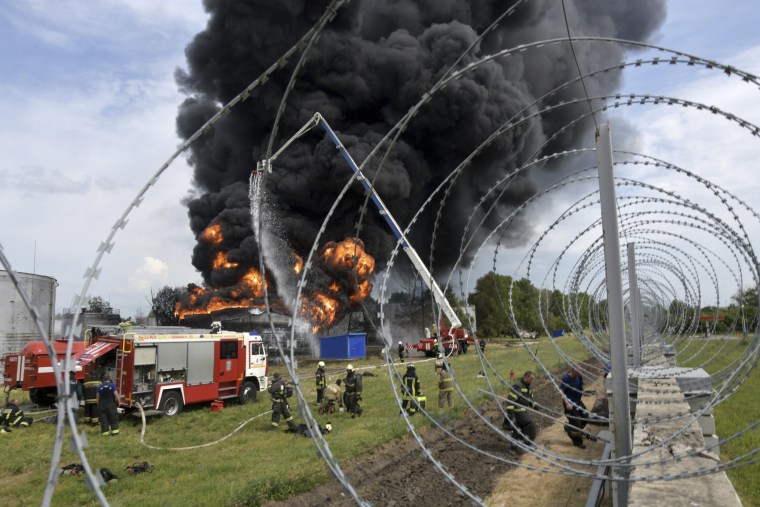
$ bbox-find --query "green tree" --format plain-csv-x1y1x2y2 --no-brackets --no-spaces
87,296,111,314
150,286,182,326
470,272,513,337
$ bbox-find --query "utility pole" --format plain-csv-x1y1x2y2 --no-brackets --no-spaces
596,123,632,506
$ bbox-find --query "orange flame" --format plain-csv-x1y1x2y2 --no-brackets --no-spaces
201,224,223,244
174,267,266,319
301,292,340,333
212,251,239,270
293,254,304,275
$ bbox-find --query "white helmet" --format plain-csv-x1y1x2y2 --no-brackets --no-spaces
346,364,354,372
318,361,325,368
398,341,402,345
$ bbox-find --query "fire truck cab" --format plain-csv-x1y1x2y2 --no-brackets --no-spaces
3,339,86,405
82,329,269,417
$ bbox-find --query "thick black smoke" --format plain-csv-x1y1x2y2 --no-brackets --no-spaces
175,0,666,291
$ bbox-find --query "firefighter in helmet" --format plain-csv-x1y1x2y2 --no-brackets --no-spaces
315,361,327,404
400,363,422,415
397,341,405,362
83,377,100,425
2,399,32,432
268,372,297,431
437,363,454,408
504,371,537,449
344,365,363,418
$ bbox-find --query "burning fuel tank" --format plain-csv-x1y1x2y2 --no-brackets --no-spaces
0,271,57,363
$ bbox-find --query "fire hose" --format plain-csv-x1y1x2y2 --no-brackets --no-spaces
136,403,272,451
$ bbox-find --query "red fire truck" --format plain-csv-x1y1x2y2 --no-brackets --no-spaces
411,320,475,357
4,328,269,416
82,328,269,416
3,339,86,405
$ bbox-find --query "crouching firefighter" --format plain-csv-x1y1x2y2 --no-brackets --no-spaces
504,371,537,449
2,399,33,430
268,372,297,431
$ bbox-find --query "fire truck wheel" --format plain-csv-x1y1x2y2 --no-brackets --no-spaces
159,391,184,417
29,388,41,405
29,388,54,406
238,381,257,404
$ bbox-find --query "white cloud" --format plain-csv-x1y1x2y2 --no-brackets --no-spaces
128,256,169,292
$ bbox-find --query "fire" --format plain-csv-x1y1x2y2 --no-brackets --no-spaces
212,251,239,270
176,231,376,335
241,268,265,298
201,224,223,244
301,292,340,333
174,267,266,319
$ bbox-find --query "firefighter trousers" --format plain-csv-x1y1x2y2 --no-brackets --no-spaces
98,401,119,435
271,401,295,428
505,411,536,443
564,401,588,444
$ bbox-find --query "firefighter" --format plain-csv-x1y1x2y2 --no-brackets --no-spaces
397,341,405,362
83,378,101,425
96,374,120,436
2,399,32,430
320,379,342,414
315,361,327,404
434,353,445,372
561,367,596,448
504,371,537,449
268,372,297,431
400,363,421,415
344,364,363,418
437,363,454,408
68,371,84,422
479,337,486,352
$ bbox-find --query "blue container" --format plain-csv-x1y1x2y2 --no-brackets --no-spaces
320,333,367,359
551,329,565,337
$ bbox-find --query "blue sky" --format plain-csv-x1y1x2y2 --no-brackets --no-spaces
1,1,758,320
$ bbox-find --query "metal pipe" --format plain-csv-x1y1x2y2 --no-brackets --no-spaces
596,123,632,506
627,243,642,367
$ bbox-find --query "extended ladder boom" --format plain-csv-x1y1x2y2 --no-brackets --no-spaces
260,112,461,329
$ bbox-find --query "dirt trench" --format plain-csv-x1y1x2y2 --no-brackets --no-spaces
264,375,593,507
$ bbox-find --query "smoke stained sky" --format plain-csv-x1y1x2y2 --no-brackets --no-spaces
0,0,758,316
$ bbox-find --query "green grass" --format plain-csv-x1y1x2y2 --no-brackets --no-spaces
0,336,591,506
677,337,760,507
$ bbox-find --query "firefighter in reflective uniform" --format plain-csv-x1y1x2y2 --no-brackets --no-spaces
437,363,454,408
504,371,537,448
2,399,32,431
344,365,363,418
315,361,327,404
83,379,100,425
268,372,297,431
401,363,422,415
97,374,120,436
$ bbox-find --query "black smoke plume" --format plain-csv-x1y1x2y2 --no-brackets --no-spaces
175,0,666,295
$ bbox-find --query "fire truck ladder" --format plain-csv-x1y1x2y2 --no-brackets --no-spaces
258,112,461,330
116,336,133,406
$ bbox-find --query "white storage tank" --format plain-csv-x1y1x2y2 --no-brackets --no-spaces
0,271,57,363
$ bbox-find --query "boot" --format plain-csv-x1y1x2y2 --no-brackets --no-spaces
571,437,586,449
